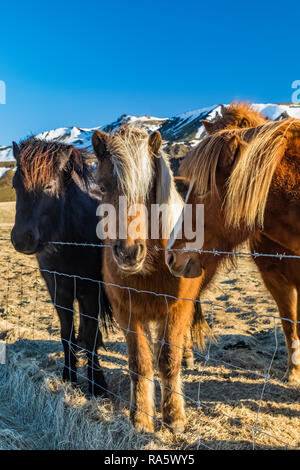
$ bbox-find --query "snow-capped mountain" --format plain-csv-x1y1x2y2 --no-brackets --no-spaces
1,103,300,164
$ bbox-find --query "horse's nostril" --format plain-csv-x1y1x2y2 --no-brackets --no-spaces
136,243,145,261
26,231,35,244
113,244,120,258
113,243,126,259
167,253,174,267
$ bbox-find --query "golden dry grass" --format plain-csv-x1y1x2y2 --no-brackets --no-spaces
0,203,299,450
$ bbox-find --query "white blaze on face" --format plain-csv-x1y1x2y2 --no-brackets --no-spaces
167,189,185,237
167,182,194,250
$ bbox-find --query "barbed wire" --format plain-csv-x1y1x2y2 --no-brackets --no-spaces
2,237,300,261
1,237,299,450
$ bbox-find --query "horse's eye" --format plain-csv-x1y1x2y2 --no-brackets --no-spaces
99,184,106,194
44,184,53,191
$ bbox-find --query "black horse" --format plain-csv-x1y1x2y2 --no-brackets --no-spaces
11,138,112,396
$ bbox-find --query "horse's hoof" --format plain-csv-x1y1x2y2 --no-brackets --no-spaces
182,356,195,369
62,367,77,384
167,419,185,433
89,382,108,398
287,371,300,387
88,370,108,397
132,414,154,433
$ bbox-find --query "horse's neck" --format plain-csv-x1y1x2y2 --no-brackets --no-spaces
260,150,300,255
150,179,183,247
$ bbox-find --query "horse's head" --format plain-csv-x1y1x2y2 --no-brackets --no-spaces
92,126,181,274
166,131,249,278
11,138,90,255
203,102,268,135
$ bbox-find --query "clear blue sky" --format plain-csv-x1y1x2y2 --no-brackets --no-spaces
0,0,299,144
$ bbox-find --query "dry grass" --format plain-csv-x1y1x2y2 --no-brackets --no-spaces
0,203,299,450
0,171,15,203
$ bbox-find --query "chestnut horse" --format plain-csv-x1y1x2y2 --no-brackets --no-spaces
167,118,300,386
203,102,300,386
92,126,210,432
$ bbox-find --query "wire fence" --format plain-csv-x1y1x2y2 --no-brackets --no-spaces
0,236,299,450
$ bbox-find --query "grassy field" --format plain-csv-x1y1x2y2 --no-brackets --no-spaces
0,202,299,450
0,170,15,203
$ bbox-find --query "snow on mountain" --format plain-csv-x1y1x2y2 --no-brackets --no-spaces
102,114,167,134
36,126,100,149
1,103,300,165
252,103,300,120
0,146,14,163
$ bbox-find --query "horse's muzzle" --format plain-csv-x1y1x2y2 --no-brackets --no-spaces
112,240,146,273
166,251,203,278
11,227,42,255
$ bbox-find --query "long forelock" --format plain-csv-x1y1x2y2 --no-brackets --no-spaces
18,138,92,191
107,127,154,203
19,140,62,190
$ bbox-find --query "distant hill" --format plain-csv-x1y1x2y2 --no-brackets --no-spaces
1,102,300,201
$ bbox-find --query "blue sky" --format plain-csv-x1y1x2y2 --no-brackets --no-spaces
0,0,299,144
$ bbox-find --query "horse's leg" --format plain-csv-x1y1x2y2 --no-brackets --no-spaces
42,273,77,383
291,285,300,385
261,273,298,383
251,236,299,384
157,303,191,432
125,319,154,433
78,292,107,397
56,304,78,383
182,329,194,369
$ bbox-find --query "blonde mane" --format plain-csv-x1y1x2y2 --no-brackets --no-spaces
105,126,153,204
180,128,246,199
181,119,299,230
225,119,296,229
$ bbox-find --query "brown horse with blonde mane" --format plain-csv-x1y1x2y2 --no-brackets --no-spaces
166,114,300,386
203,103,300,387
92,126,210,432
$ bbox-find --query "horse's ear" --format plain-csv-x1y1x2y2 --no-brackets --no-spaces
92,130,109,161
202,120,215,134
219,135,248,168
12,141,20,163
59,147,74,172
240,117,249,128
148,131,162,157
220,104,226,116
